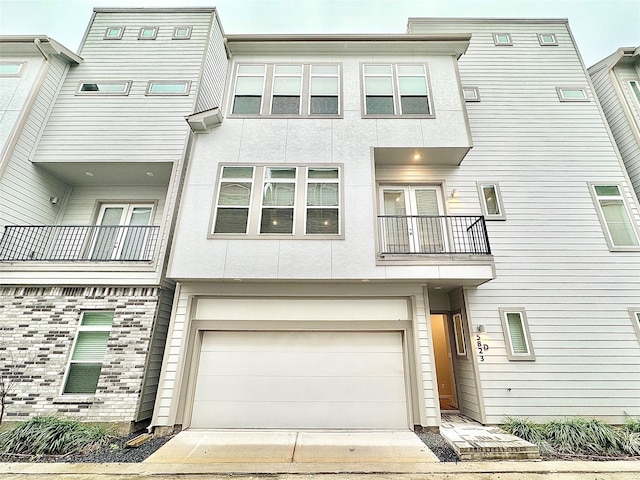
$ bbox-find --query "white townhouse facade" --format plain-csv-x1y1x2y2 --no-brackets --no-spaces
0,8,227,431
151,17,640,433
589,47,640,202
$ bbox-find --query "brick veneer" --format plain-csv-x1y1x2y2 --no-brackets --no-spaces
0,286,159,425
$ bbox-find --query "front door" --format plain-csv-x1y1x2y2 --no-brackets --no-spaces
91,204,153,260
430,314,458,411
380,186,446,253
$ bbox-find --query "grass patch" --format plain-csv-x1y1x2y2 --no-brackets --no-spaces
0,416,114,457
502,417,640,459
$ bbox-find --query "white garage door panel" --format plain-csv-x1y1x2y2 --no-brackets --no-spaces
191,331,409,429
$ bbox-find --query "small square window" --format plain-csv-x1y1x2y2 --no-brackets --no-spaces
557,87,589,102
537,33,558,46
0,62,24,76
499,308,535,361
104,27,124,40
493,33,512,46
462,86,480,102
173,26,192,40
146,81,191,95
138,27,158,40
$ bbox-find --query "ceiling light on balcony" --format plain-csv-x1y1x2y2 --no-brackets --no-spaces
146,171,154,177
85,171,94,177
272,220,278,226
413,153,423,161
323,220,329,226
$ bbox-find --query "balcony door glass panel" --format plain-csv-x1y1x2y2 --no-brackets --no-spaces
92,204,153,260
380,186,444,253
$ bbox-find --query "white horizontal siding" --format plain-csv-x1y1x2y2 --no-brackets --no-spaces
194,14,228,113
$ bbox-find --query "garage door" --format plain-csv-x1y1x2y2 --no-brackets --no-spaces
190,331,408,429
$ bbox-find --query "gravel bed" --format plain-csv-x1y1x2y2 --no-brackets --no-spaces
417,431,459,462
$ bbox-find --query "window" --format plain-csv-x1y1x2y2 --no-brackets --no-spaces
590,184,640,249
629,309,640,344
477,182,506,220
104,27,124,40
362,64,431,116
138,27,158,40
0,62,24,76
493,33,512,46
453,313,467,356
230,63,341,117
173,26,192,39
629,81,640,105
556,87,589,102
63,311,113,395
462,86,480,102
211,165,342,237
77,81,131,95
146,81,191,95
499,308,535,361
537,33,558,46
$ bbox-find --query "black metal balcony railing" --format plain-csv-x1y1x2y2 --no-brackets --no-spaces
378,215,491,255
0,225,160,261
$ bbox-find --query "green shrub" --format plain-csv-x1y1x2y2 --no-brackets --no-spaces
502,417,543,443
623,417,640,434
0,416,114,456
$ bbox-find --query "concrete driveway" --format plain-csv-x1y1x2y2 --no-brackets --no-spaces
144,429,439,467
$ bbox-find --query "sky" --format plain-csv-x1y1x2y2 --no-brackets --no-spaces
0,0,638,68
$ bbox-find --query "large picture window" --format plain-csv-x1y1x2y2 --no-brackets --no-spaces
63,311,113,395
230,63,341,117
211,165,342,238
362,64,432,117
589,184,640,250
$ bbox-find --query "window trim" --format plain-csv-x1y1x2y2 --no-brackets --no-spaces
62,311,114,396
138,27,158,40
492,33,513,46
537,33,558,46
588,183,640,251
452,313,467,357
499,308,535,361
145,80,191,96
173,26,192,39
229,63,343,118
104,26,124,40
0,61,25,77
209,164,344,239
462,86,480,102
556,87,589,102
76,81,132,96
629,308,640,345
477,181,506,220
361,63,434,118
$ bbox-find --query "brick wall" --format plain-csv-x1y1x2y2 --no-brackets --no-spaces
0,286,160,425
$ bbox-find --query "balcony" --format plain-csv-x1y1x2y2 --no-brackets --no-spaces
0,225,160,262
377,215,491,255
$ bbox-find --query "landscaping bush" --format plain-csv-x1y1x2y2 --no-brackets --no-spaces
502,416,640,459
0,416,114,457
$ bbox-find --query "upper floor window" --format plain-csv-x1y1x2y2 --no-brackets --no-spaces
230,63,341,117
630,309,640,345
173,26,192,39
630,81,640,105
492,33,512,46
589,184,640,250
138,27,158,40
362,64,432,117
462,86,480,102
477,182,506,220
537,33,558,46
0,62,24,76
77,81,132,95
146,81,191,95
104,27,124,40
211,165,342,238
556,87,589,102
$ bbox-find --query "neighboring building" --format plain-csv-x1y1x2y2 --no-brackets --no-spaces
0,8,227,431
589,47,640,202
151,17,640,434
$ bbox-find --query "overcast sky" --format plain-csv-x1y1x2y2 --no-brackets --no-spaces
1,0,638,67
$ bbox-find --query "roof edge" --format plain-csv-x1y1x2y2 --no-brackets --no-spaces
93,7,217,13
407,17,569,25
226,33,472,42
0,36,82,64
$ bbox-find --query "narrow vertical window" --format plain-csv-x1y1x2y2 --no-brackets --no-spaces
271,65,302,114
630,81,640,105
453,313,467,356
233,65,265,115
213,167,254,234
477,182,506,220
630,309,640,344
306,168,340,234
364,65,395,115
591,184,640,249
499,308,535,361
63,311,114,394
310,65,339,114
260,167,296,234
397,65,430,114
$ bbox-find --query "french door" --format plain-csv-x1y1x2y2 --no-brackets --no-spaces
380,186,446,253
91,204,153,260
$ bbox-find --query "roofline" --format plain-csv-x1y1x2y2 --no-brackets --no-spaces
0,36,82,64
93,7,217,13
407,17,569,25
587,46,639,73
225,33,472,42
